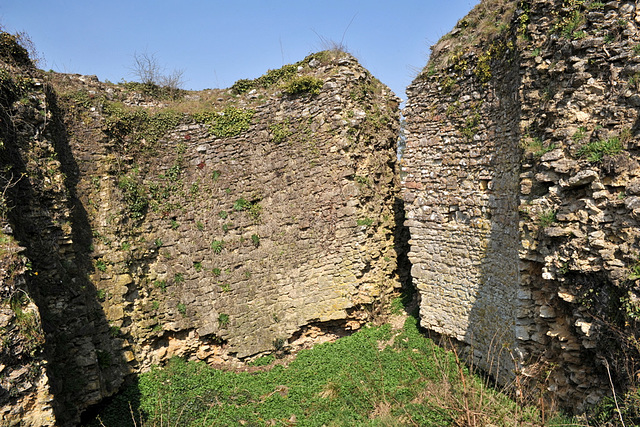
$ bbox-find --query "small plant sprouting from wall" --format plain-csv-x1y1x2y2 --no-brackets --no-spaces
233,198,262,221
538,209,557,228
233,198,250,211
578,137,623,163
251,234,260,247
177,303,187,316
249,203,262,222
521,136,556,158
572,126,587,144
218,313,230,327
193,261,203,272
354,175,371,187
95,259,107,272
109,325,121,337
211,240,224,254
357,217,374,227
154,280,167,292
8,292,45,355
628,258,640,280
174,273,184,284
96,350,112,369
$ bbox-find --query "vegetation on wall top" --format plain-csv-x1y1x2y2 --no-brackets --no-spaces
230,50,342,95
0,29,34,68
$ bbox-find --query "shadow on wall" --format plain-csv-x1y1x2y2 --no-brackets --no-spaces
2,85,128,425
461,53,523,387
393,196,413,295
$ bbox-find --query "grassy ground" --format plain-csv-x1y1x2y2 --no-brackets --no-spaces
88,309,584,427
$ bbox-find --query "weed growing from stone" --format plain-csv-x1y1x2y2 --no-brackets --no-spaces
538,209,557,228
153,280,167,292
177,303,187,316
218,313,230,327
578,137,622,163
108,325,120,338
95,259,107,272
357,217,374,227
211,240,224,254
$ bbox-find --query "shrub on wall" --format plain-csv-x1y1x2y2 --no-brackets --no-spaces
282,76,323,96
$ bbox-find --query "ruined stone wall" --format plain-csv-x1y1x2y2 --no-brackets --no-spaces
403,2,522,384
403,0,640,412
1,47,401,425
517,0,640,410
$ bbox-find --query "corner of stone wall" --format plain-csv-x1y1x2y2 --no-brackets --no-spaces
404,0,640,414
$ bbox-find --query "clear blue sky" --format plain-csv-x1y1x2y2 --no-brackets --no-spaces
1,1,479,102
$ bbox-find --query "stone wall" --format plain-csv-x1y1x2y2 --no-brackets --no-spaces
403,1,522,384
403,0,640,412
1,47,402,425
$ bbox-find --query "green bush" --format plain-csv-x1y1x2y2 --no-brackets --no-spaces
104,103,182,144
282,76,323,96
0,31,32,67
230,78,254,94
193,107,255,137
269,120,292,143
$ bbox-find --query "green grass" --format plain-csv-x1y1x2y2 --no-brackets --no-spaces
578,137,623,163
88,316,565,427
521,136,555,158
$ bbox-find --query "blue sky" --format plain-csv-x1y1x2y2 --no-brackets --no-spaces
1,1,479,101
